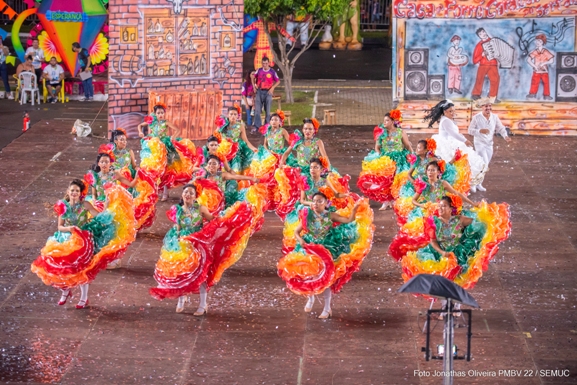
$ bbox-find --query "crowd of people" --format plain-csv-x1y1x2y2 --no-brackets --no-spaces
0,37,94,102
30,56,512,319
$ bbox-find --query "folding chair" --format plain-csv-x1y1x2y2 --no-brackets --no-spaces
18,72,41,105
43,78,67,103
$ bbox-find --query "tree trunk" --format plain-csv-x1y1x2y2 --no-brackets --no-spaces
264,18,327,104
283,72,294,105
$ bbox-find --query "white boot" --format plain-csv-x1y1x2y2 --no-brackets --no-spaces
194,283,208,316
176,296,186,313
470,185,477,193
7,92,14,100
477,184,486,192
304,295,315,312
318,289,332,319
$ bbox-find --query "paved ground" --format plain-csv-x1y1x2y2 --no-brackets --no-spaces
1,117,576,384
0,99,108,150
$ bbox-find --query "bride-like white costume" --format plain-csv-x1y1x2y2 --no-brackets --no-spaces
428,100,487,191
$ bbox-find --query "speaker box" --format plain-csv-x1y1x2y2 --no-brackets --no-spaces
428,75,445,100
405,48,429,69
555,52,577,102
405,69,428,100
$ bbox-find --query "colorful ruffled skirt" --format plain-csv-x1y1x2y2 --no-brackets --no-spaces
432,134,486,186
140,136,197,190
277,196,375,295
149,200,255,299
357,149,410,203
390,202,511,289
31,185,136,290
392,155,471,226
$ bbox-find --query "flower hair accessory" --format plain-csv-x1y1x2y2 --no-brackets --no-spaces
154,102,168,111
115,127,127,137
191,181,203,198
144,115,154,125
389,109,403,128
448,194,462,215
276,110,286,125
319,156,329,169
233,103,242,115
310,118,320,133
425,138,437,154
437,159,446,174
98,143,116,163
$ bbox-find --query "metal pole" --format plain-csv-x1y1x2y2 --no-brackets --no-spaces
422,298,435,333
443,298,454,385
467,310,472,361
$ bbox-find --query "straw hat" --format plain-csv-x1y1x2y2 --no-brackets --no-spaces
475,97,492,108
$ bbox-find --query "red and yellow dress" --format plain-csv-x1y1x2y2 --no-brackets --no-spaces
149,199,256,300
395,203,511,289
31,185,136,290
277,195,374,295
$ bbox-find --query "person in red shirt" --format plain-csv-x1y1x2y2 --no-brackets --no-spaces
251,56,280,128
526,34,554,100
471,28,500,102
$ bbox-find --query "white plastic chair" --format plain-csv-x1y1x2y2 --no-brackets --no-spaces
18,72,41,106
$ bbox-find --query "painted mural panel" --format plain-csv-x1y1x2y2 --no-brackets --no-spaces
108,0,244,139
403,17,576,102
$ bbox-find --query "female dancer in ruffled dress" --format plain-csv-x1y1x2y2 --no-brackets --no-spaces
214,105,258,174
292,194,361,318
278,193,374,319
194,136,233,173
86,152,138,209
357,110,413,210
397,195,511,289
280,118,331,173
261,112,290,156
150,184,256,315
31,179,136,308
411,161,477,210
423,100,486,193
389,160,479,262
137,103,196,201
111,128,137,175
299,158,348,207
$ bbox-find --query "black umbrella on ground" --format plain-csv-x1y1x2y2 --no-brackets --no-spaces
398,274,478,385
397,274,479,308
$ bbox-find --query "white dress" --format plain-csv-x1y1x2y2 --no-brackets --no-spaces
432,116,487,185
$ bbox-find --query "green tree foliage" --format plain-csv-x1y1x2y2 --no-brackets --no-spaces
245,0,349,103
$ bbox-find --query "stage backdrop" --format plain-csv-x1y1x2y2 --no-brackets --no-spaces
392,0,577,136
108,0,243,139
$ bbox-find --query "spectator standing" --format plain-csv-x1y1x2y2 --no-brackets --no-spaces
25,38,45,84
251,56,279,128
43,57,65,103
371,0,380,30
0,40,14,99
72,42,93,102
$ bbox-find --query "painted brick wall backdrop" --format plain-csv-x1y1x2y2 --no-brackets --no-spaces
108,0,244,139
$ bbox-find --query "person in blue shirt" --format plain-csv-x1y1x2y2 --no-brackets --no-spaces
72,42,93,102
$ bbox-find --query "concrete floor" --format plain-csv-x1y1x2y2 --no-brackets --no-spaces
0,119,576,385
